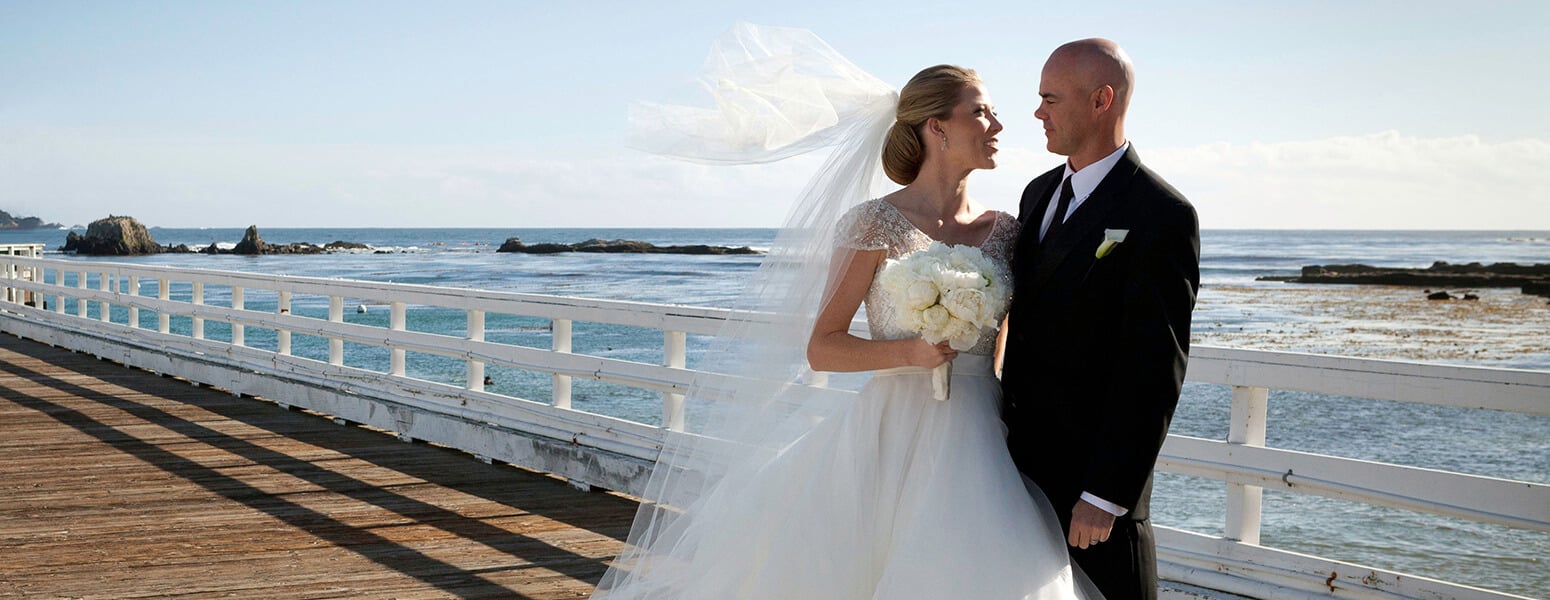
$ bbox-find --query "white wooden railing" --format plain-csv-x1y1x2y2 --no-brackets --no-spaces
0,244,44,305
1,254,1546,600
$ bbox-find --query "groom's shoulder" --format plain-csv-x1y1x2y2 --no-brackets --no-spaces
1135,164,1189,205
1129,160,1197,230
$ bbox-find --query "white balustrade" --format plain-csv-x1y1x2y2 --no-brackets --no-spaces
0,253,1544,600
277,290,292,355
98,271,110,322
663,330,687,431
128,276,140,329
1225,385,1268,544
552,318,572,408
328,295,343,365
467,309,485,393
231,286,244,346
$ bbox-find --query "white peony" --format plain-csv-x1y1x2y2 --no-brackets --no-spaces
941,287,987,324
920,304,952,332
903,280,940,310
942,318,981,351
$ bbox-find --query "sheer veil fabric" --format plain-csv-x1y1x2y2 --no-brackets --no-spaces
598,21,896,592
594,23,1096,599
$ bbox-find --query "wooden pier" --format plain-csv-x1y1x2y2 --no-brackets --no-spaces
0,334,635,599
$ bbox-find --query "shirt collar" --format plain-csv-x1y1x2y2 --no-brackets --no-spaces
1062,141,1130,200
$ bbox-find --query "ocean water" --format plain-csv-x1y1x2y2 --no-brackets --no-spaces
9,227,1549,596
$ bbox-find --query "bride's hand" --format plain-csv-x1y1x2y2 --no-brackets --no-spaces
906,339,957,368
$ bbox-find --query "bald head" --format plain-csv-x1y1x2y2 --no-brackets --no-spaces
1035,38,1134,167
1047,38,1134,113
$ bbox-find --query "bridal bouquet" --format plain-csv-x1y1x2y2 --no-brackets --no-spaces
877,242,1010,400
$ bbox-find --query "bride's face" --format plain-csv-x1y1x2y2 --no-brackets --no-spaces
937,84,1002,172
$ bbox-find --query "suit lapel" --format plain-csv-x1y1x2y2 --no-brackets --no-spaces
1014,169,1063,265
1031,148,1143,289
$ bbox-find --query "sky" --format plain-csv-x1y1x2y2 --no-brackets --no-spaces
3,1,1549,230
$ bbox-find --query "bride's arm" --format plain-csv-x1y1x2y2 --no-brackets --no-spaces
807,247,955,373
993,314,1010,378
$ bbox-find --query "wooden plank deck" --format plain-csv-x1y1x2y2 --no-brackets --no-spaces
0,334,636,599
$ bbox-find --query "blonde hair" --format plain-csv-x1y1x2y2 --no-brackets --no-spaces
882,65,981,185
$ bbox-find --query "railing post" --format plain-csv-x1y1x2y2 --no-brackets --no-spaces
328,296,343,365
99,271,111,322
1226,384,1269,544
157,279,170,333
277,291,292,355
552,318,572,408
191,281,204,339
76,271,87,318
22,256,36,307
231,286,244,346
467,309,485,392
389,301,406,377
3,256,12,303
54,268,66,314
663,330,687,431
128,276,140,328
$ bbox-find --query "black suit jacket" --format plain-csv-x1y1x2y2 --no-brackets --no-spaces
1001,146,1199,523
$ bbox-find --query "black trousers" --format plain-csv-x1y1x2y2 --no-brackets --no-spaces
1068,516,1157,600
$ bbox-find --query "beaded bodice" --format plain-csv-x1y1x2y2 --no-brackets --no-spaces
834,199,1020,356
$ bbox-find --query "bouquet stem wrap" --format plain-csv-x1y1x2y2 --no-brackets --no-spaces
932,361,952,401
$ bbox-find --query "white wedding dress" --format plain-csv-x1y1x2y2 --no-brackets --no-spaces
596,200,1094,599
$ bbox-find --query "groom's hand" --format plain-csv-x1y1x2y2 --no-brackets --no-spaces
1068,500,1115,549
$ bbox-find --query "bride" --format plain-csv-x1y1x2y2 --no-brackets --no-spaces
594,24,1096,599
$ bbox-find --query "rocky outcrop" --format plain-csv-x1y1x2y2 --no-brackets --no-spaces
266,242,326,254
1259,262,1550,298
496,237,762,255
232,226,267,255
60,216,162,255
190,226,340,255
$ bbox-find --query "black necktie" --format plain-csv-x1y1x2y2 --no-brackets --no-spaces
1042,174,1075,245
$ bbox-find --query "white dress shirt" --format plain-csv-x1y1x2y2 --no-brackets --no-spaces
1038,142,1131,242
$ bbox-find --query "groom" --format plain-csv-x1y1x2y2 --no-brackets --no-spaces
1001,39,1200,600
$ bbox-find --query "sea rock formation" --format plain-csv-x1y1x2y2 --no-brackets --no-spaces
229,226,266,254
191,226,340,255
496,237,761,255
232,226,268,255
60,216,162,255
1260,262,1550,298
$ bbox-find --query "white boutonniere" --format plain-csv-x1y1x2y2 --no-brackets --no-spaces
1095,229,1129,259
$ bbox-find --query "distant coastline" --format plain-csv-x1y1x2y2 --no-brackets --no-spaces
0,210,63,231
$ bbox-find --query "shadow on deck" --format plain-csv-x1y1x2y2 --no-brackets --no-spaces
0,334,636,599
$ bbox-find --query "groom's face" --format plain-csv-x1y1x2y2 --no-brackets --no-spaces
1034,61,1093,157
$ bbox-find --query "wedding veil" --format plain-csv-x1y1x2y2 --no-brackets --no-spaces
594,22,899,595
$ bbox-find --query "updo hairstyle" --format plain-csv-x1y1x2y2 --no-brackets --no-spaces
882,65,981,185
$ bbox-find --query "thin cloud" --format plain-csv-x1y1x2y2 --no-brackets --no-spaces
6,127,1548,230
1145,132,1550,229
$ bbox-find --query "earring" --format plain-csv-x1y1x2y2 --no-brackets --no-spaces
940,136,947,151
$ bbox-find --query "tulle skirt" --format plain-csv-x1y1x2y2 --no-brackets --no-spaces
596,354,1091,599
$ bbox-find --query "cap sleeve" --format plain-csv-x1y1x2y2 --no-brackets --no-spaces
834,200,893,251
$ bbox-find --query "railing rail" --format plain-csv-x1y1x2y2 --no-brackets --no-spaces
2,254,1545,600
